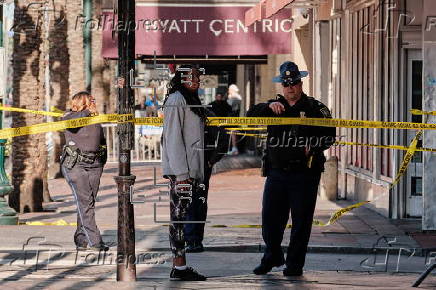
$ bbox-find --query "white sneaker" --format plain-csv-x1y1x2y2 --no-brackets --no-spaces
229,147,239,155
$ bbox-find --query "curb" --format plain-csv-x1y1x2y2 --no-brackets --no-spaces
1,245,434,256
135,245,435,257
203,245,436,257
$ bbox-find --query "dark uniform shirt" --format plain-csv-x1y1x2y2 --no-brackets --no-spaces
62,109,106,153
247,93,336,172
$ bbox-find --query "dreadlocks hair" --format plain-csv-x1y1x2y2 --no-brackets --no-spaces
165,64,208,123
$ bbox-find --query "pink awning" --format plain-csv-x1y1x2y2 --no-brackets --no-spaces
265,0,294,18
101,5,292,58
245,2,264,27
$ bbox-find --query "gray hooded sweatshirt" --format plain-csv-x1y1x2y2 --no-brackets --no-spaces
162,91,205,182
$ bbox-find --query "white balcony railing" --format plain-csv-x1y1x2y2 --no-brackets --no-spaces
102,124,162,163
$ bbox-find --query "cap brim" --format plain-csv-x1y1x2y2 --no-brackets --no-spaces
272,71,309,83
272,76,282,83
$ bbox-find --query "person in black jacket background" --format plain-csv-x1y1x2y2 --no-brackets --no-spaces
208,93,232,118
247,62,336,277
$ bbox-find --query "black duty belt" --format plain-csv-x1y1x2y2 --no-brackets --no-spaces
78,152,98,164
62,146,102,168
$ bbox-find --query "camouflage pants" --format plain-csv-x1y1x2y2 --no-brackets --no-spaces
168,177,194,258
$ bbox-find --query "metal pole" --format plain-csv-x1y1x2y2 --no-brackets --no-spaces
115,0,136,282
83,0,92,92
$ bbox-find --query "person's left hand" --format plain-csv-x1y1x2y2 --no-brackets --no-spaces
88,102,98,114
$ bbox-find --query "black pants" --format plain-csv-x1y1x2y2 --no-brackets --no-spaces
62,165,104,247
168,177,194,258
261,168,321,270
184,166,212,244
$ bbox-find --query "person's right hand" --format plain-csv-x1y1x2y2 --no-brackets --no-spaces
88,102,98,114
269,102,285,115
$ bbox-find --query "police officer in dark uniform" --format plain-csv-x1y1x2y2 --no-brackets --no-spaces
247,62,336,276
61,91,108,251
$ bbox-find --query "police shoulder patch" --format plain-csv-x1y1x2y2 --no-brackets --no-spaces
320,106,332,118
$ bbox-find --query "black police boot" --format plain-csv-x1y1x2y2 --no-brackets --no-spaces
253,260,285,275
283,267,303,277
185,241,204,253
170,267,207,281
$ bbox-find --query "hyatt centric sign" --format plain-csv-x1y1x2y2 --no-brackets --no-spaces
102,6,293,58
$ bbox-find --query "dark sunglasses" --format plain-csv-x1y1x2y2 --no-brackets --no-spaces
282,80,301,88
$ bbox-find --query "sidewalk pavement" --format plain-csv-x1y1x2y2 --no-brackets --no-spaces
1,160,433,256
1,265,435,289
1,253,435,289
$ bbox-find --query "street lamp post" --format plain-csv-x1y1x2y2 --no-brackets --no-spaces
114,0,136,282
0,138,18,225
0,5,17,225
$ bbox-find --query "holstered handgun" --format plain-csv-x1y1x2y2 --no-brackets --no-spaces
61,145,79,169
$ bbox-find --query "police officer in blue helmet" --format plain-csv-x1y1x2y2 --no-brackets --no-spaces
247,61,336,276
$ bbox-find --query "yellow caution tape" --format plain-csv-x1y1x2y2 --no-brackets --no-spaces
128,116,436,130
0,114,132,139
390,131,422,188
336,141,436,152
3,115,436,140
211,201,370,228
226,132,267,138
22,219,77,226
207,117,436,130
321,201,370,225
22,201,368,228
0,105,63,117
410,109,436,116
2,105,436,131
15,199,375,229
230,225,262,228
50,106,65,114
134,117,163,126
225,127,267,131
2,111,426,228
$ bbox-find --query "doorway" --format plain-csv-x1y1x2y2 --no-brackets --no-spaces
405,49,423,218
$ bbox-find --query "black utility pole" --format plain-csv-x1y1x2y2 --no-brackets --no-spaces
115,0,136,282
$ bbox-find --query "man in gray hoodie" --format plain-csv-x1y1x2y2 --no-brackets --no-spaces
162,65,207,281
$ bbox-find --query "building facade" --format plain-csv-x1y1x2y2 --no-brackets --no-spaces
310,0,436,229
